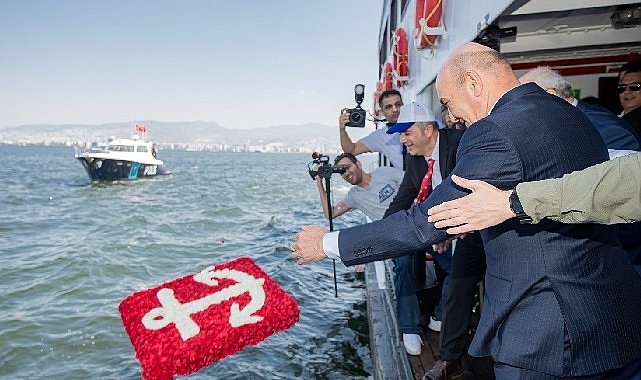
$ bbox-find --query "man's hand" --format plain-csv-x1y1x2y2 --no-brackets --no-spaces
314,164,323,185
432,239,453,254
338,108,349,130
291,225,328,265
427,175,514,234
431,233,467,253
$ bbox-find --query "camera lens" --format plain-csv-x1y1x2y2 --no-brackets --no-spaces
351,113,361,122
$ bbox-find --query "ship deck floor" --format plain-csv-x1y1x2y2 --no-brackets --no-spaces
408,327,495,380
364,262,495,380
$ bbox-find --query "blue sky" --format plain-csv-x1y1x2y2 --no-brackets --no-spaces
0,1,382,130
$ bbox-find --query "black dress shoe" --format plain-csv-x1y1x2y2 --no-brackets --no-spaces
422,360,462,380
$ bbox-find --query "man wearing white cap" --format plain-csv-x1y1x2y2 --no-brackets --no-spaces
384,102,485,378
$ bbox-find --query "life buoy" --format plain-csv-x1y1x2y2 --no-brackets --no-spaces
393,28,409,87
394,28,410,87
415,0,443,50
373,82,383,118
383,62,393,90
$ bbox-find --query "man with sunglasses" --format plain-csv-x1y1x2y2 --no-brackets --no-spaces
618,62,641,136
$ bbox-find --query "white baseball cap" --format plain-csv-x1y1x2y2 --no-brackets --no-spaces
387,102,436,134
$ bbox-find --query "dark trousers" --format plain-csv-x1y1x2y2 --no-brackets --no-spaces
439,232,486,363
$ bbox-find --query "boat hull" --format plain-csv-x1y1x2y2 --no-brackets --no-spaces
77,157,169,181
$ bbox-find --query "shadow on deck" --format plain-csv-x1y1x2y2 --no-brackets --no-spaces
365,261,495,380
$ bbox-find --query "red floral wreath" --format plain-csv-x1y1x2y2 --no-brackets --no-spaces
119,257,299,380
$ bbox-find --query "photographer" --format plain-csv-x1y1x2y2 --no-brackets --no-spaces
315,153,404,222
339,89,405,169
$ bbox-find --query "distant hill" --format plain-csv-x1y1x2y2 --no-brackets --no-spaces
0,120,372,152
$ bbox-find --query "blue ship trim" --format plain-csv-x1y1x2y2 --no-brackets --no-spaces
129,162,140,179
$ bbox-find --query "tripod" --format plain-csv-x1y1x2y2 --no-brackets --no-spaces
321,174,339,298
308,153,346,297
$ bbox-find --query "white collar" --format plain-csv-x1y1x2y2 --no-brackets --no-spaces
428,132,440,161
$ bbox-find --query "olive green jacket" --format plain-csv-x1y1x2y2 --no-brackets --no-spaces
517,152,641,224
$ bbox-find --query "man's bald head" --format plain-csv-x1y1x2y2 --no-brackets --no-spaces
440,42,512,87
436,42,520,126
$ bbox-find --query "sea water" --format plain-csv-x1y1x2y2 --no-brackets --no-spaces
0,145,374,379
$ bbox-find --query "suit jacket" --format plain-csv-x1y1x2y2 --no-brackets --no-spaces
622,106,641,138
576,100,641,153
383,129,485,261
384,128,463,217
337,83,641,376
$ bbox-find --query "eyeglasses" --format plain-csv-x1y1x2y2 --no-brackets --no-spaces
617,82,641,94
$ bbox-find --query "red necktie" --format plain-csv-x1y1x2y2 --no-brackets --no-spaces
414,158,435,204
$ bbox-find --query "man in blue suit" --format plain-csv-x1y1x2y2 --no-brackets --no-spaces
520,66,641,290
291,42,641,379
518,66,641,157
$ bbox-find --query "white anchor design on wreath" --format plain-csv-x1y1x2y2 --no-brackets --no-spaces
141,266,266,341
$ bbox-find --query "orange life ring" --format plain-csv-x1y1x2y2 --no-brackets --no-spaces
393,28,409,87
383,62,394,90
415,0,443,50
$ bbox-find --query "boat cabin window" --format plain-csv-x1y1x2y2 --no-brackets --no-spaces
380,20,389,75
136,146,149,153
401,0,408,15
390,0,398,34
109,144,134,152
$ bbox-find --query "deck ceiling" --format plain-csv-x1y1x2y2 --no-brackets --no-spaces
495,0,641,65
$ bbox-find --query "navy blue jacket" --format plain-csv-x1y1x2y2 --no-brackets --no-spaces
576,100,641,270
576,100,641,154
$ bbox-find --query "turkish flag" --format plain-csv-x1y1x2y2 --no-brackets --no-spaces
119,257,299,380
135,124,147,132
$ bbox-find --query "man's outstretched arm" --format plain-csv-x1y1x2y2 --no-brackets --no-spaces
428,153,641,233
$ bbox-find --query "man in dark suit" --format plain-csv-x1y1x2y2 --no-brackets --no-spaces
384,102,485,379
520,66,641,282
380,101,464,357
519,66,641,157
291,42,641,378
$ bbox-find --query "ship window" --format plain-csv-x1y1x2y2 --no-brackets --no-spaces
112,145,134,152
401,0,408,15
380,20,389,77
391,0,398,34
137,146,149,153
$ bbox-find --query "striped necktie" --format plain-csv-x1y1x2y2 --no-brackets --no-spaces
414,158,435,204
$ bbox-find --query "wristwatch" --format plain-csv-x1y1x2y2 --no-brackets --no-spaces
509,190,533,224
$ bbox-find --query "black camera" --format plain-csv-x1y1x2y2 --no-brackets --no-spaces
308,153,347,180
345,84,366,128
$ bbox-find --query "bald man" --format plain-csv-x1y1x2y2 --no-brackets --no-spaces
291,42,641,379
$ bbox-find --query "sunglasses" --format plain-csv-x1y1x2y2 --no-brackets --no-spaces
617,82,641,94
